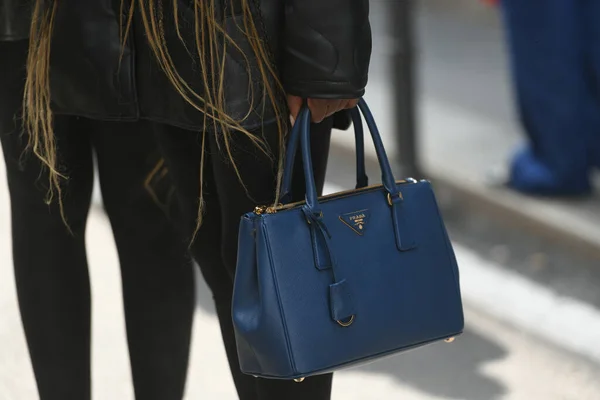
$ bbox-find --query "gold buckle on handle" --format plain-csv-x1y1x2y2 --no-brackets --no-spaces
387,192,403,206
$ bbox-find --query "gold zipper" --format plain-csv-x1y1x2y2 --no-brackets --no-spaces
254,205,278,215
255,179,417,215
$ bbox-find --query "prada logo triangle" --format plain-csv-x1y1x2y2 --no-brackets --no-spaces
339,210,370,236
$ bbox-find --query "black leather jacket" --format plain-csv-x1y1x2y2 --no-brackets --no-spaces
1,0,371,130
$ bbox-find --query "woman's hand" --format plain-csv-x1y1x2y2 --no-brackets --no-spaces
287,95,359,124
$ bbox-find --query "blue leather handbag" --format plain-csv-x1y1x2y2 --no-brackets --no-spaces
232,99,464,380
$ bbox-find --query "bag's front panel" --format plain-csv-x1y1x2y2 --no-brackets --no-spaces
263,181,464,375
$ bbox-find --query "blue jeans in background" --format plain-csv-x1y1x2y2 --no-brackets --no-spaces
502,0,600,195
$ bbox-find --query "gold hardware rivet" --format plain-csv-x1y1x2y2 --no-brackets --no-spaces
445,337,455,343
294,378,305,383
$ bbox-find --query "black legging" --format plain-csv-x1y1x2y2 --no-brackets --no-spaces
153,118,335,400
1,41,194,400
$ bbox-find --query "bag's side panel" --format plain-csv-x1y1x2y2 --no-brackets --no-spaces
429,183,465,318
232,215,295,377
233,216,262,373
420,182,465,335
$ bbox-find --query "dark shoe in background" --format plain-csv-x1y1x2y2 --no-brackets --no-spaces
507,147,593,197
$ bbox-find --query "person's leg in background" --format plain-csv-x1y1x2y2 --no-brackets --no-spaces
583,0,600,169
1,41,94,400
501,0,596,195
91,120,195,400
154,119,334,400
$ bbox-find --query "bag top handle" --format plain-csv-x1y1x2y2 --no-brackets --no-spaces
350,108,370,189
299,99,400,214
280,111,369,205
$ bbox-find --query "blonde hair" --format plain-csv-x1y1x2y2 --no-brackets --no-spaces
23,0,286,235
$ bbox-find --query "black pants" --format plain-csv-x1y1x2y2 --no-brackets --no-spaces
1,41,194,400
153,118,334,400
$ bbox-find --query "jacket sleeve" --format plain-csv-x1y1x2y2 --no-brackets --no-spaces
282,0,371,99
